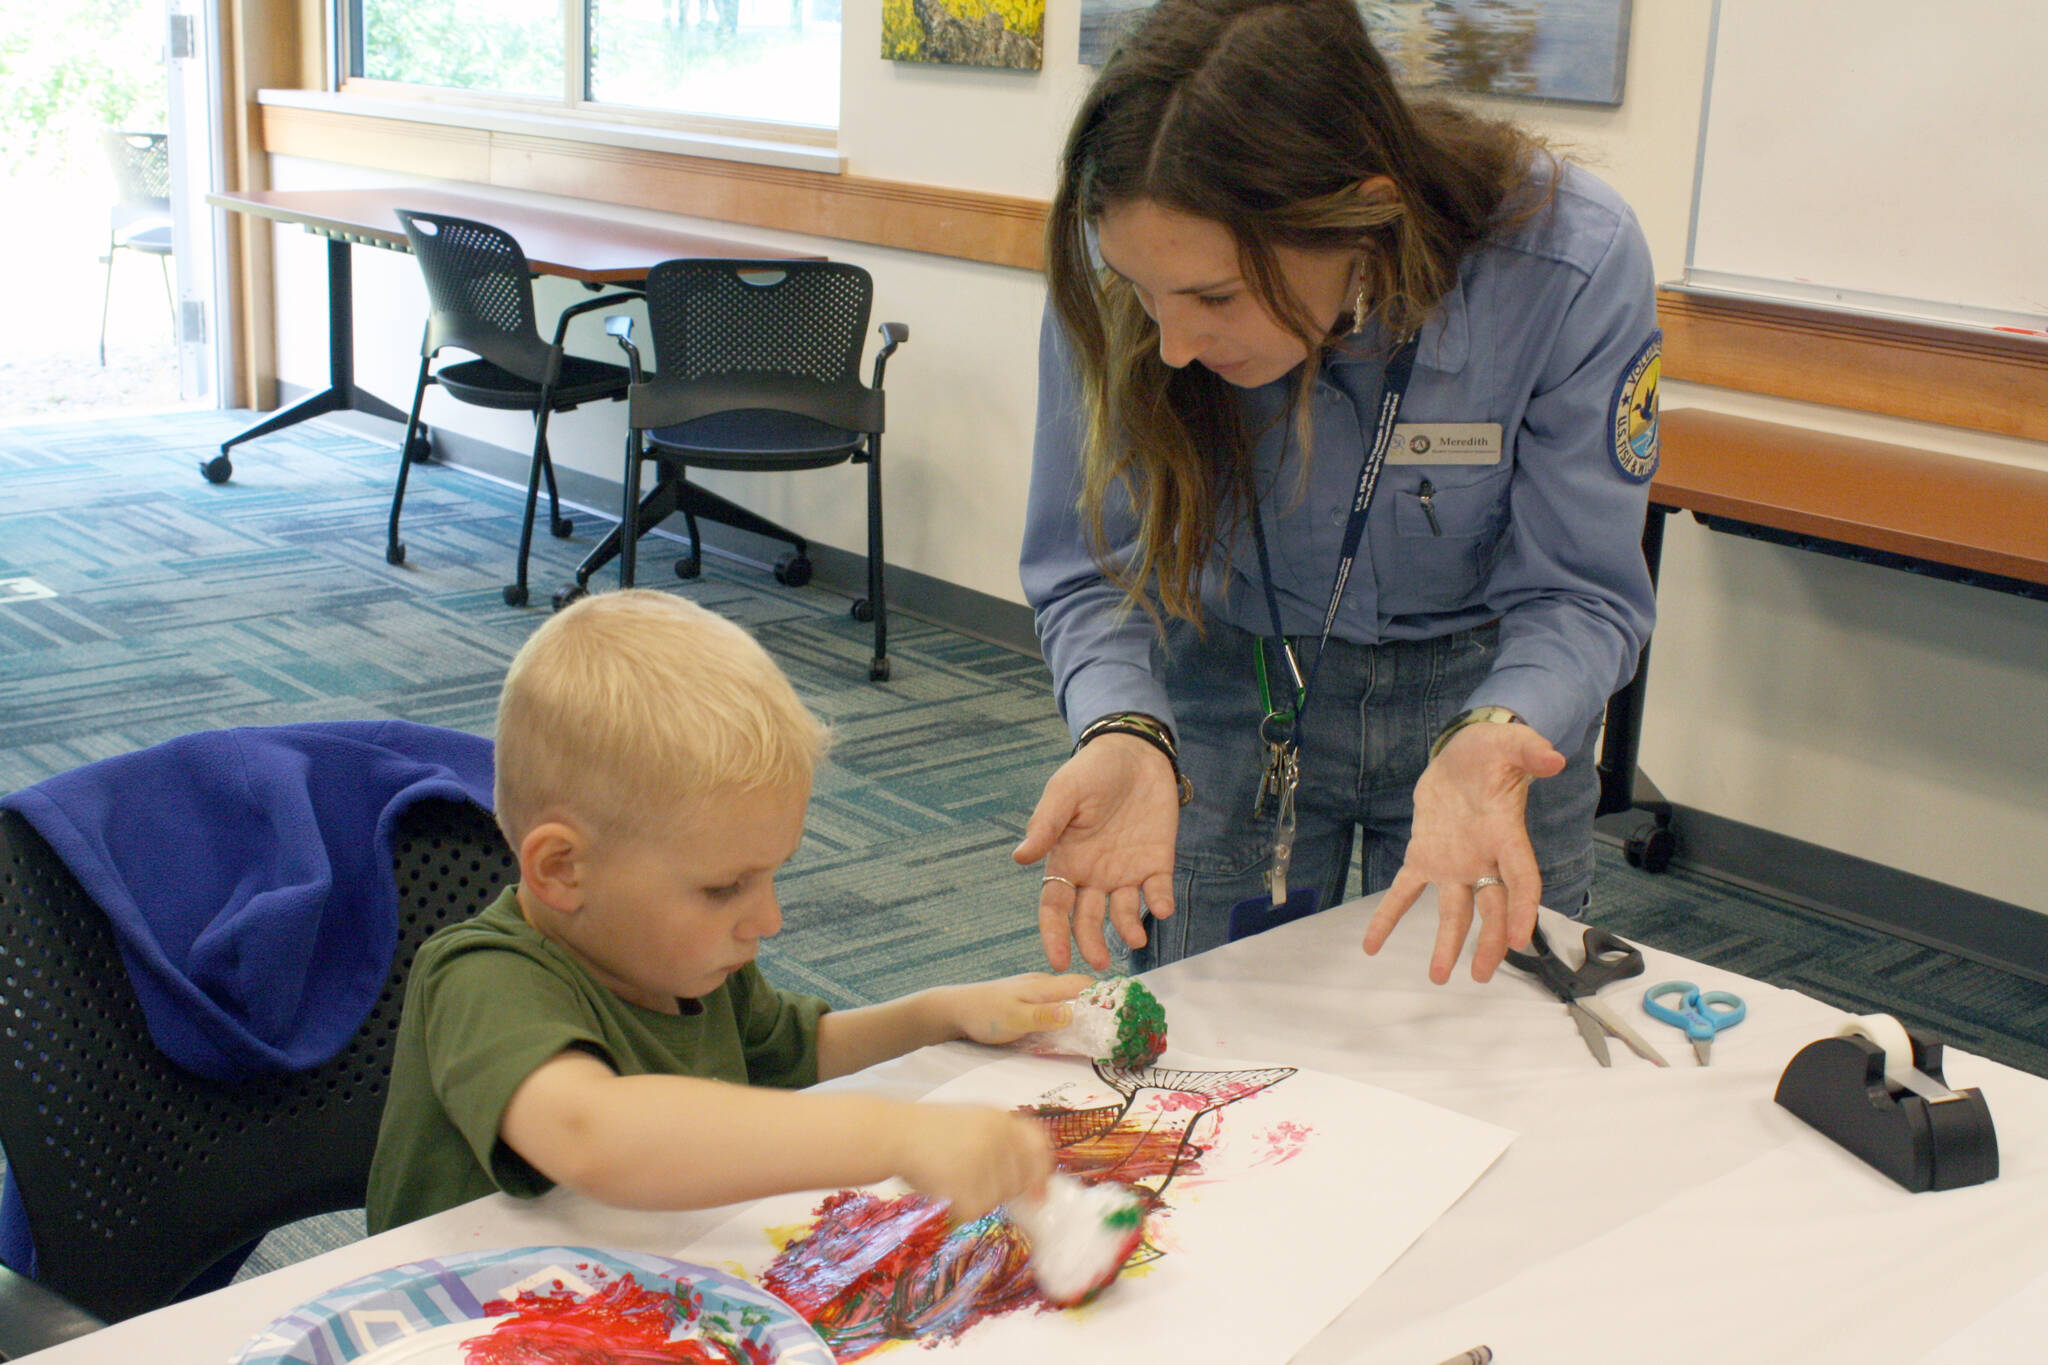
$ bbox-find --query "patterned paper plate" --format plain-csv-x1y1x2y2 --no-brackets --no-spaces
230,1245,832,1365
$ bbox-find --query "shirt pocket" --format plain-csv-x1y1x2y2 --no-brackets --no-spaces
1377,467,1511,615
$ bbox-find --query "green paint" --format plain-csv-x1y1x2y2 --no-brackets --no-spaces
1109,979,1169,1068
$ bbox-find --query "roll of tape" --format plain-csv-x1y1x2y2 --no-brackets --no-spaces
1837,1013,1958,1103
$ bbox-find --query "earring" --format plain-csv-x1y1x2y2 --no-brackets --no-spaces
1346,275,1370,336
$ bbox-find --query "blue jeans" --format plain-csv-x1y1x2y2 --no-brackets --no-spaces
1115,616,1600,971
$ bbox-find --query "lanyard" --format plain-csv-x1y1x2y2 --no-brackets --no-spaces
1249,331,1420,734
1246,331,1420,903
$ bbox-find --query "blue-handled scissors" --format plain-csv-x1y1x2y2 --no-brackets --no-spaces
1642,981,1746,1065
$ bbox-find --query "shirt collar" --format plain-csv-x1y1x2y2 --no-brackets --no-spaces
1325,281,1469,376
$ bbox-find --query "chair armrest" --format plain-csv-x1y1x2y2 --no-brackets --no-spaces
548,290,646,348
872,321,909,389
0,1263,107,1359
606,313,645,382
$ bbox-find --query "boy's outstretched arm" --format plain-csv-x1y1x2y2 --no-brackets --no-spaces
814,972,1094,1080
501,1050,1051,1221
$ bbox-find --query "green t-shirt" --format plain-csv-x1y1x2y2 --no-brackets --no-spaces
366,887,829,1233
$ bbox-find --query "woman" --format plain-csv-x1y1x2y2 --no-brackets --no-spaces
1013,0,1659,983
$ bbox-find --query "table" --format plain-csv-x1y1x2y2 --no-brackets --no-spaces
19,890,2048,1363
203,186,818,485
1593,408,2048,871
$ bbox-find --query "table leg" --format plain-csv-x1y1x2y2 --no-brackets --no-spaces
202,235,406,483
1595,505,1675,871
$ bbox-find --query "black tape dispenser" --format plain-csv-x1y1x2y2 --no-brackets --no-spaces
1775,1012,1998,1193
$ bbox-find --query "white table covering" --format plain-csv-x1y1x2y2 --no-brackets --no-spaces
19,891,2048,1363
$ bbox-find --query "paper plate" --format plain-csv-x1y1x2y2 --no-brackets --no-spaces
230,1245,832,1365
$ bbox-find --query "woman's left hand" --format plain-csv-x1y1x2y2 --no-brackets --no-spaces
1362,722,1566,983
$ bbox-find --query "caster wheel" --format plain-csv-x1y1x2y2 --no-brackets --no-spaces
850,599,875,623
551,582,589,612
386,542,406,566
869,657,891,683
503,584,528,607
405,427,433,463
200,454,232,484
1624,821,1675,874
674,557,702,580
550,515,574,539
774,554,812,587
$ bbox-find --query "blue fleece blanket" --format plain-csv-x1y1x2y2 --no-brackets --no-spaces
0,720,495,1082
0,720,495,1284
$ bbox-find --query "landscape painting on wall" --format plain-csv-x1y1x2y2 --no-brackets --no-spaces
1079,0,1632,107
884,0,1045,68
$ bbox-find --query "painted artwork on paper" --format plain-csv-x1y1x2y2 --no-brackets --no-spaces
1079,0,1633,108
680,1051,1516,1363
762,1061,1296,1358
883,0,1044,69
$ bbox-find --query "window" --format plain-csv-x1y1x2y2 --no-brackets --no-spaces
345,0,840,132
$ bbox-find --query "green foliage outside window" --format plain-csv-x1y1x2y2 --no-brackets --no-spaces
359,0,563,98
0,0,165,174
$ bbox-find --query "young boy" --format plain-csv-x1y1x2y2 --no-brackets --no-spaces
367,589,1089,1233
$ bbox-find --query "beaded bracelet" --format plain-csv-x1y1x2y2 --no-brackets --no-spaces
1076,712,1194,807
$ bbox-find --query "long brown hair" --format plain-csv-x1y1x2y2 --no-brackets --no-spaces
1046,0,1550,624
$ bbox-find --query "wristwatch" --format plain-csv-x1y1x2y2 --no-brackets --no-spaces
1428,705,1524,760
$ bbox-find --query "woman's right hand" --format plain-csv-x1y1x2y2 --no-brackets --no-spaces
1012,734,1181,971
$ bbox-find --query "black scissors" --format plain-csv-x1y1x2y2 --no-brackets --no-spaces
1505,924,1668,1067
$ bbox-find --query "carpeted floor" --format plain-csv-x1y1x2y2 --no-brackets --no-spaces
3,408,2043,1283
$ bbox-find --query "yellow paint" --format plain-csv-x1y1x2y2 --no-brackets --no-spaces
762,1220,814,1253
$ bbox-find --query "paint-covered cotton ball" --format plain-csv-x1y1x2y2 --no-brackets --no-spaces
1008,1174,1147,1307
1020,977,1168,1069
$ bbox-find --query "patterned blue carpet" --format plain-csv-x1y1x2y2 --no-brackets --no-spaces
3,408,2043,1281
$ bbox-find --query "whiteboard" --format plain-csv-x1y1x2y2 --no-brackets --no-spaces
1684,0,2048,333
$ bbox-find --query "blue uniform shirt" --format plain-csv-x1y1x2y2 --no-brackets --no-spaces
1022,160,1660,753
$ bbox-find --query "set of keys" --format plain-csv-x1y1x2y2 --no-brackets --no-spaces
1254,711,1300,908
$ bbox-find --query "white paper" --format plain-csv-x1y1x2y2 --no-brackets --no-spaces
1918,1264,2048,1363
677,1049,1513,1363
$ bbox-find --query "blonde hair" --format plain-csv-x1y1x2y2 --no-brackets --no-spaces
493,590,830,846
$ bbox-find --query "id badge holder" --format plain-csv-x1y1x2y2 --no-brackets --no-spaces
1228,884,1322,943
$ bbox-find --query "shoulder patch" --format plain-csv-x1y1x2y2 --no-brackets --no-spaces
1610,332,1660,483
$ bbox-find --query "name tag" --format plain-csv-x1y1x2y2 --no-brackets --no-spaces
1388,423,1503,465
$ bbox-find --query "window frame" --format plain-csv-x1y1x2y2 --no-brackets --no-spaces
333,0,839,149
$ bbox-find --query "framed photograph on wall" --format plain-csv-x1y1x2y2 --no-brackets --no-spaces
885,0,1045,68
1080,0,1633,109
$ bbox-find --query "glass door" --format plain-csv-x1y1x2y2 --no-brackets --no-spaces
163,0,227,405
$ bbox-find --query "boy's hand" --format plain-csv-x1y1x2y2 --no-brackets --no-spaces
895,1103,1054,1222
943,973,1094,1046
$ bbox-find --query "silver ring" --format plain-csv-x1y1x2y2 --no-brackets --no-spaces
1042,874,1077,890
1472,875,1505,891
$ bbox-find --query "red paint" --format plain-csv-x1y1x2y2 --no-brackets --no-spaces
1250,1119,1315,1167
764,1195,1042,1361
465,1271,751,1365
759,1189,952,1319
760,1065,1304,1359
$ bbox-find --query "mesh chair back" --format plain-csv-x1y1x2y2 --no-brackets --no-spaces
643,259,873,387
0,799,516,1323
101,131,170,210
395,209,555,385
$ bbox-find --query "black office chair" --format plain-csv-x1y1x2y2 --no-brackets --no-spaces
97,131,175,367
556,258,907,682
0,797,516,1346
390,209,641,606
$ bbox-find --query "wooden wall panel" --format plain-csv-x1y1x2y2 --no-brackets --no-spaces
1658,287,2048,444
261,106,493,183
250,103,2048,442
259,106,1046,271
